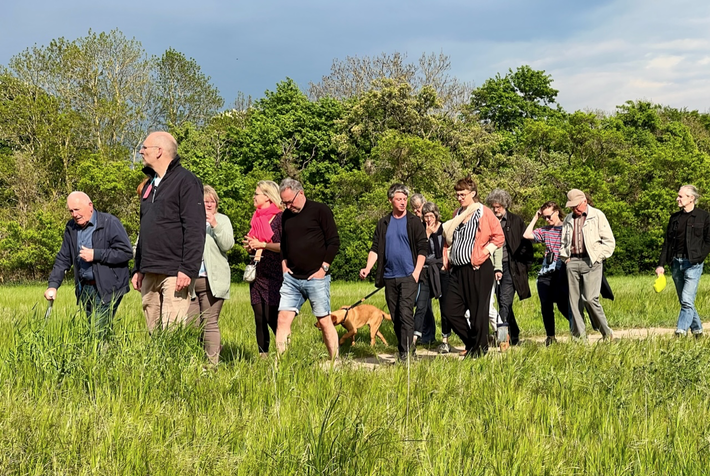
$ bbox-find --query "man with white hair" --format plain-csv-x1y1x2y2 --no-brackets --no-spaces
132,131,206,333
559,189,615,340
656,185,709,337
45,192,133,338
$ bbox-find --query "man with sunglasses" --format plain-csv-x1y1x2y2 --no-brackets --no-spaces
132,131,206,334
276,178,341,359
559,189,615,340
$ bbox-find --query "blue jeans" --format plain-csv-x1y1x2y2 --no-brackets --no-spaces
671,258,704,334
278,273,331,318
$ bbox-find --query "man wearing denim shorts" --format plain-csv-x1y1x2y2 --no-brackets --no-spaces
276,178,341,359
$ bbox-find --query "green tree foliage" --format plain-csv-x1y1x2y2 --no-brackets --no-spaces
469,65,562,132
152,48,224,129
0,31,708,280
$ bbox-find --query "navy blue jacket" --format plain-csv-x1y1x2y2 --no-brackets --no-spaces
48,211,133,304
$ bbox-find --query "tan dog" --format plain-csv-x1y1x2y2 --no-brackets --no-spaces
317,304,392,346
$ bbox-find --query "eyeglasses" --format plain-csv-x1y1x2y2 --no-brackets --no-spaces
282,190,301,207
455,192,471,198
140,145,160,151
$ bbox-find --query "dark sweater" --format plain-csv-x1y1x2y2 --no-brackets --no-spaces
134,157,206,278
281,199,340,279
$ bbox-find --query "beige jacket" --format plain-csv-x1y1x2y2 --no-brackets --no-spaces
192,213,235,300
559,205,615,264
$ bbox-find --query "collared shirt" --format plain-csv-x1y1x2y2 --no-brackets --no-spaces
571,207,588,256
76,210,97,281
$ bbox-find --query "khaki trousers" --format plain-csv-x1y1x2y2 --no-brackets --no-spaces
141,273,191,333
187,277,224,364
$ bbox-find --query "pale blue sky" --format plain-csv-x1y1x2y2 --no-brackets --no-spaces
4,0,709,113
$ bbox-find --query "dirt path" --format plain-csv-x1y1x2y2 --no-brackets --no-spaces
328,322,710,370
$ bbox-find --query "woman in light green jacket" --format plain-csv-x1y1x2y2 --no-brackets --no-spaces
189,185,235,364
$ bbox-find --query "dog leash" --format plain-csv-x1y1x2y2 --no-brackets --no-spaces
343,286,384,320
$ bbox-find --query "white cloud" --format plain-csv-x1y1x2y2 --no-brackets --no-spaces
645,56,685,70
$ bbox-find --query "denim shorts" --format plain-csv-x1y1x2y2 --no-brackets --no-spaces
278,272,331,318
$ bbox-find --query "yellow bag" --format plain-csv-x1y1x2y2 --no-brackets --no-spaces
653,274,667,293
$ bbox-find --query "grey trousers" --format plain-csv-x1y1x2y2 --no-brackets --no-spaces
566,258,613,338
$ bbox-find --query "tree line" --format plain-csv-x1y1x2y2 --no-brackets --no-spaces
0,30,708,282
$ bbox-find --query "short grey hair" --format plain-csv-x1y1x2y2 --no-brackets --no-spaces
680,185,700,204
410,193,425,208
279,178,303,194
388,183,410,199
421,201,441,222
485,188,512,209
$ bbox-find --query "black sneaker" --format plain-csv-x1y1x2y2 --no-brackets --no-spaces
545,336,557,346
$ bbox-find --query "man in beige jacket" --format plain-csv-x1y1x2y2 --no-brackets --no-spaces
559,189,615,339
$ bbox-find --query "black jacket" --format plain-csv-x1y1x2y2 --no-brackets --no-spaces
48,211,132,304
134,157,206,278
370,212,428,288
501,212,534,300
658,207,710,267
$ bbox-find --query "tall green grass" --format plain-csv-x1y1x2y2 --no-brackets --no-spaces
0,276,708,475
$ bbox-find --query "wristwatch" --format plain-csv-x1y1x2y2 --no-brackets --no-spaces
321,264,330,273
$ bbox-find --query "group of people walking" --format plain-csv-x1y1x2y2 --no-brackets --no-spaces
43,131,709,363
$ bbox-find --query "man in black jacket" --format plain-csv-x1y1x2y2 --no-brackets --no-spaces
45,192,133,339
360,184,428,361
656,185,710,337
485,189,533,347
132,131,206,333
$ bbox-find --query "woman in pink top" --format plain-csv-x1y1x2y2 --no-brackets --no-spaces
441,177,504,357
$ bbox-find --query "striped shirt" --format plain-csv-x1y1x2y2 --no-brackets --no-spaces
532,225,563,259
449,207,481,266
533,225,562,276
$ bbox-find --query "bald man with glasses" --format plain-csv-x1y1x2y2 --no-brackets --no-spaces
132,131,206,333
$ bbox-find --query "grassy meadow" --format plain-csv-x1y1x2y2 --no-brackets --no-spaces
0,275,709,475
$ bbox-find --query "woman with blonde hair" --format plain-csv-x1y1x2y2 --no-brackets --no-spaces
188,185,235,364
244,180,284,356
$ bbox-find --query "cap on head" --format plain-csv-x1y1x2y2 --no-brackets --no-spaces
565,189,586,208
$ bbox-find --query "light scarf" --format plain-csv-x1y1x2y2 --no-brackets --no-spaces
248,203,281,242
442,202,482,246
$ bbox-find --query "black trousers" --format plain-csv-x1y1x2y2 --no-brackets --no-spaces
439,271,452,337
495,261,519,341
537,263,570,337
443,260,495,357
413,270,436,343
384,276,419,355
252,302,278,353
